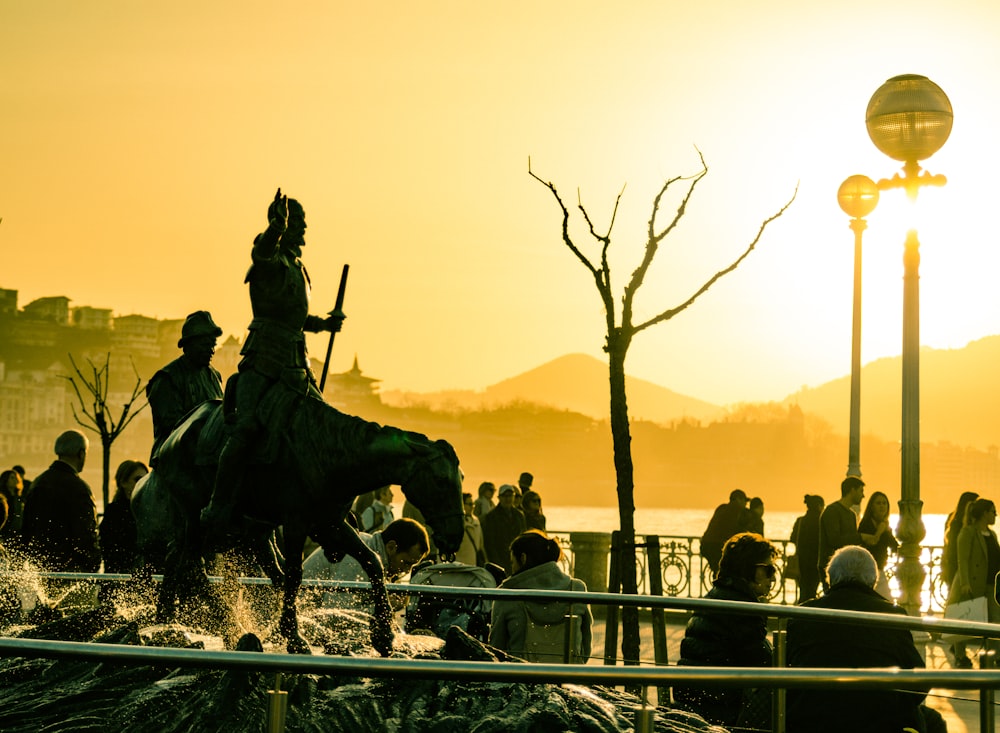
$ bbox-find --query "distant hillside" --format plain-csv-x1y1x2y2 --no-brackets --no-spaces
381,353,724,424
784,335,1000,450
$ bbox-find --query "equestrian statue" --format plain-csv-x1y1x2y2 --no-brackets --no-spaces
131,189,464,655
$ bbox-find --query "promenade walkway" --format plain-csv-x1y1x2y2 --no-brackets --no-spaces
588,610,987,732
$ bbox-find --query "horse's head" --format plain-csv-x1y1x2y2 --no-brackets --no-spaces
401,438,464,554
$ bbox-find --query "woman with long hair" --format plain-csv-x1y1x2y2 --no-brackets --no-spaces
942,491,979,589
489,530,591,663
858,491,898,599
675,532,777,729
98,460,148,573
946,497,1000,668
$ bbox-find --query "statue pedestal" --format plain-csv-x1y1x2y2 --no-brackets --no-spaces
571,532,612,593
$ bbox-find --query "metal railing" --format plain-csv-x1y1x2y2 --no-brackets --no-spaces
550,531,948,613
0,570,997,732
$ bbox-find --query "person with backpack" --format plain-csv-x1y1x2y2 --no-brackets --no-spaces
489,530,592,664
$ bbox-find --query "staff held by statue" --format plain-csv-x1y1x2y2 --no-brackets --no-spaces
319,264,349,393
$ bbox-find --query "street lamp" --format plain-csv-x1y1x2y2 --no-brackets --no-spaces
865,74,952,615
837,175,879,479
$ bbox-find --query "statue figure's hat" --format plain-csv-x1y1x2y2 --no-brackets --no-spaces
178,310,223,347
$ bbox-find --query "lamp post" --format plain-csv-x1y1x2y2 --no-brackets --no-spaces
865,74,952,615
837,175,879,480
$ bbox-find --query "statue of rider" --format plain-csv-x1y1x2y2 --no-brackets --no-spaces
146,310,224,462
200,188,343,545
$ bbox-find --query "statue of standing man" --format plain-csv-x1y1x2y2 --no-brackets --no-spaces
201,188,344,545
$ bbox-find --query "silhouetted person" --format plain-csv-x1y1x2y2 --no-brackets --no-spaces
740,496,765,536
790,494,824,602
481,484,526,573
0,469,25,553
700,489,748,575
21,430,101,573
202,189,343,546
12,465,31,496
99,459,149,573
818,476,864,588
787,546,934,733
522,490,546,532
473,481,495,520
146,310,224,460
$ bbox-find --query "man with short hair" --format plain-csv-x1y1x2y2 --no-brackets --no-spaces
301,517,429,609
21,430,101,572
361,485,395,533
146,310,225,460
818,476,865,583
700,489,749,574
480,484,526,573
787,545,936,733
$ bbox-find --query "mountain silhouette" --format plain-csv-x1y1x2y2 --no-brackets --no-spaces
784,335,1000,451
382,353,724,424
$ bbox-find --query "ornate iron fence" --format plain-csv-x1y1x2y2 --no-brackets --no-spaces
552,532,948,614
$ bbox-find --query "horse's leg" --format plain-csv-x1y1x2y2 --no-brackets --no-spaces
279,525,310,655
315,522,394,657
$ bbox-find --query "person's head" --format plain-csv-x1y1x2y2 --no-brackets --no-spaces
462,492,474,517
729,489,748,507
509,530,562,574
478,481,496,500
497,484,517,508
177,311,222,367
948,491,980,532
965,498,997,528
380,518,430,577
749,497,764,517
522,490,542,515
826,545,878,589
518,472,533,491
283,198,307,248
375,485,394,505
54,429,88,471
841,476,865,505
717,532,778,599
12,465,26,480
114,460,149,501
804,494,825,512
862,491,891,524
1,470,22,496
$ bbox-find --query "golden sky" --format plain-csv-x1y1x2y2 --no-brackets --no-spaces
3,1,999,405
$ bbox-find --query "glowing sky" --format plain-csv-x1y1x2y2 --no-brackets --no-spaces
3,1,1000,405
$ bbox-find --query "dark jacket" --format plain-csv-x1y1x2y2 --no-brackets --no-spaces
674,576,772,726
21,461,101,572
481,505,526,572
818,501,861,574
99,493,137,573
787,581,926,733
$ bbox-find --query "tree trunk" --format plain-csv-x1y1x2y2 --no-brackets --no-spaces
101,437,111,511
607,333,640,666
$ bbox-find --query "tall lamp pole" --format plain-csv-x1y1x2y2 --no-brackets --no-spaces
837,175,879,479
865,74,952,615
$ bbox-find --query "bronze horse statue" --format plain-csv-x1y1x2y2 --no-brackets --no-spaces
131,391,464,656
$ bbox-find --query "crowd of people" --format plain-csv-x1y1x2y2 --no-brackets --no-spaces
678,476,1000,732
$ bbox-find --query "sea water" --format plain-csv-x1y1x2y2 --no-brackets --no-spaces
542,507,946,547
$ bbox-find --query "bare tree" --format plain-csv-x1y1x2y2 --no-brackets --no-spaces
63,353,148,508
530,152,796,667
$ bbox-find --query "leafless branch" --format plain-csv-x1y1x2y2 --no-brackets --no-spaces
528,163,600,280
632,183,799,335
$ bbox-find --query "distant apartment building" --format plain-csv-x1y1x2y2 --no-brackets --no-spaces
22,296,70,325
73,306,113,331
0,359,70,461
0,288,17,318
112,314,161,359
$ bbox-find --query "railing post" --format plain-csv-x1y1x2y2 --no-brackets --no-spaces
267,672,288,733
645,535,670,706
980,647,996,733
773,620,787,733
603,530,622,666
634,686,655,733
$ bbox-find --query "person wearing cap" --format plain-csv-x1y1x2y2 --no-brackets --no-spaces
145,310,224,460
201,189,344,546
480,484,526,573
